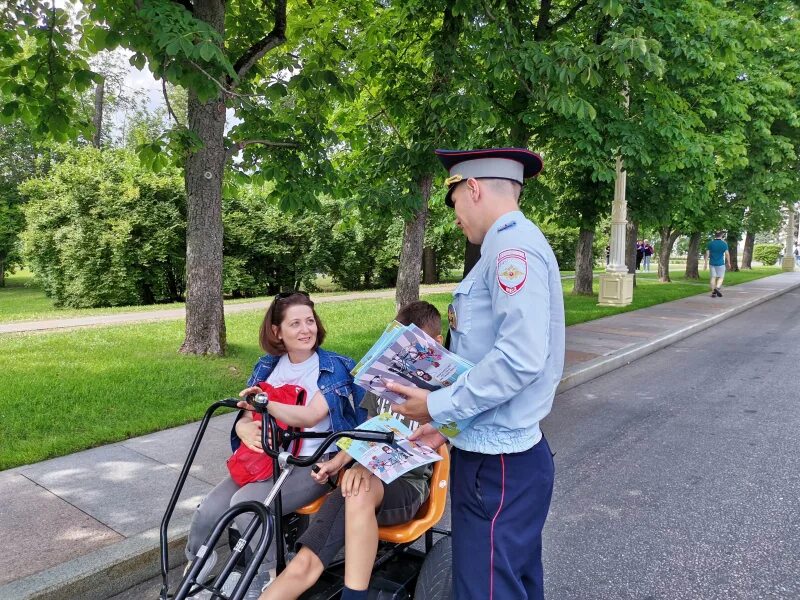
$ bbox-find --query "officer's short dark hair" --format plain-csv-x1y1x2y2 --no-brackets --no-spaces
483,178,523,201
396,301,442,336
715,230,725,238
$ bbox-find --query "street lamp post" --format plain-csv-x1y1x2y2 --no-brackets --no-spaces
598,89,634,306
598,157,634,306
782,203,797,272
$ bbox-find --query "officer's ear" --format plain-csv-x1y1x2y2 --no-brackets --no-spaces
435,334,444,344
466,177,481,200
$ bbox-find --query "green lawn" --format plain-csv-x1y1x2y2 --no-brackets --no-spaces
0,271,417,323
0,266,782,470
561,267,783,326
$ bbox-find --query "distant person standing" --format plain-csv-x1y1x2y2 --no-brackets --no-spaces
635,240,645,270
705,231,731,297
642,239,654,272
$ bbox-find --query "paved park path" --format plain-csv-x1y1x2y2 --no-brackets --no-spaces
0,283,459,335
1,272,798,599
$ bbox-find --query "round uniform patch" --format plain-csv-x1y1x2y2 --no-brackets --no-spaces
497,249,527,295
447,303,458,331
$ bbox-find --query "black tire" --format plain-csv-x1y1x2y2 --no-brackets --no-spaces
413,536,453,600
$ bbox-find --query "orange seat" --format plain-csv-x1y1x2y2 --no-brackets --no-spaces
296,493,329,515
294,445,450,545
378,445,449,544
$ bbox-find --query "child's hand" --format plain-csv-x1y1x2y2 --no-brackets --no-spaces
339,464,373,497
408,423,447,449
311,461,340,485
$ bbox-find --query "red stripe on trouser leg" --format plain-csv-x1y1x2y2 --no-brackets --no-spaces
489,454,506,600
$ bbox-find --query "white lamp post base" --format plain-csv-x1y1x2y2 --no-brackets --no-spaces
598,272,634,306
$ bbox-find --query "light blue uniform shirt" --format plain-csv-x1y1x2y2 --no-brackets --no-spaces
428,211,566,454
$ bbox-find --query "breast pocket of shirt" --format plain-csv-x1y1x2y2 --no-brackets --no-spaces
449,278,474,336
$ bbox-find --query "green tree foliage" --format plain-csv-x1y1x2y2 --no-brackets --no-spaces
0,122,39,284
752,244,782,267
222,186,334,295
20,146,186,307
1,2,98,141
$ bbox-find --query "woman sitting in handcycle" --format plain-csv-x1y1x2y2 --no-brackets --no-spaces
184,291,365,599
261,300,443,600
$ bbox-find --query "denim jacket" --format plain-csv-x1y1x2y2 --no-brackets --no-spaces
230,348,366,452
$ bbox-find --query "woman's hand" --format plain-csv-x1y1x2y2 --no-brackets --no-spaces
234,417,263,453
238,386,262,405
339,463,374,497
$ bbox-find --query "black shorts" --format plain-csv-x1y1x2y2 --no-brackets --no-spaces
296,477,425,567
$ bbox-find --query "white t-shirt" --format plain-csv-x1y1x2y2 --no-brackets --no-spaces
266,353,331,456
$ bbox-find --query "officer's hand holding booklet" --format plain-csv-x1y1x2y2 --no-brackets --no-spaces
336,413,442,484
350,320,474,438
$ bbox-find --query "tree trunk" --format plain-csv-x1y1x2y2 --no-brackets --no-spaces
727,231,740,271
422,246,437,284
685,232,701,279
658,228,681,283
179,0,227,356
626,220,638,286
463,242,481,278
741,231,754,269
395,174,431,308
92,77,104,148
572,227,595,295
0,259,5,287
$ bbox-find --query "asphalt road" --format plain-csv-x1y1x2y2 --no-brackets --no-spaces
542,288,800,600
111,290,799,600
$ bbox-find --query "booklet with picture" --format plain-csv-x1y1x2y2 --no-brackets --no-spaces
351,321,474,437
336,413,442,484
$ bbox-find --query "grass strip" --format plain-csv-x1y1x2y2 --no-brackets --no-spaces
0,267,782,469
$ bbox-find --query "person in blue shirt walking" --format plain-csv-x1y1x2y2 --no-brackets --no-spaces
705,231,731,297
390,148,566,600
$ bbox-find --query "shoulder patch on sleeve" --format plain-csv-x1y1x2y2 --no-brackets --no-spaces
497,248,527,295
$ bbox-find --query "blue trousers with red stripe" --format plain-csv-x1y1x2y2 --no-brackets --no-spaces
450,437,555,600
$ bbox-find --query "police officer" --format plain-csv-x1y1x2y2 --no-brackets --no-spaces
390,148,566,600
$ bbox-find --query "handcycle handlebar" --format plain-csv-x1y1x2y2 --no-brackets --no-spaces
244,392,394,467
261,426,394,467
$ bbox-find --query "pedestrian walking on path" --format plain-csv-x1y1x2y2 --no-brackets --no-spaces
705,231,731,297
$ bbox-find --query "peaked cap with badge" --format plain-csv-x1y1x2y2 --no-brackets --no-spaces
435,147,543,207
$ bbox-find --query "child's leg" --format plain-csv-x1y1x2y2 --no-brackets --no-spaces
232,468,326,572
261,547,324,600
263,491,348,599
343,483,385,590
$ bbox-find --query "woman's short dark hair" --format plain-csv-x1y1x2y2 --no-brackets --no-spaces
259,293,326,355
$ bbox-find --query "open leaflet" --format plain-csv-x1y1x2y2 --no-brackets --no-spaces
336,413,442,484
352,321,474,437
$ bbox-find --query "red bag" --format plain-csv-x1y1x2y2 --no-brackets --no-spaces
226,382,307,485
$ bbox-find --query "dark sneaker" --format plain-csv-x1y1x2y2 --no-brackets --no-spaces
711,290,718,297
244,569,273,600
716,288,723,297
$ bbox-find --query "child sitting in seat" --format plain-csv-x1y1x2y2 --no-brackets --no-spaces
261,301,443,600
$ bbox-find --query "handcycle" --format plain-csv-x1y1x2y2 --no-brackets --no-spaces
159,392,453,600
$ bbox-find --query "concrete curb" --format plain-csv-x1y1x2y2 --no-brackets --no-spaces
0,517,190,600
4,277,799,600
557,278,800,394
